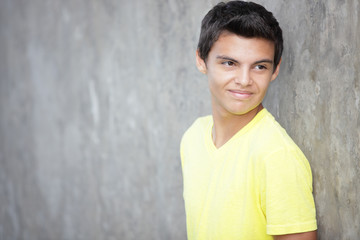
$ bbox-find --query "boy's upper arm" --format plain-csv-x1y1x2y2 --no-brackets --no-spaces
261,147,317,235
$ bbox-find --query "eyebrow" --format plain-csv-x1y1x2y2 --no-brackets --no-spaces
216,55,273,65
254,59,274,65
216,55,239,63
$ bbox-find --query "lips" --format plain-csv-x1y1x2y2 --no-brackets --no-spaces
227,89,253,100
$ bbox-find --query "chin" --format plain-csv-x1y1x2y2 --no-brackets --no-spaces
228,106,260,116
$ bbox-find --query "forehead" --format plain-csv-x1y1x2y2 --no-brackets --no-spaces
208,31,275,62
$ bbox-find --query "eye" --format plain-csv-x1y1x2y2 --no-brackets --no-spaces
222,61,235,66
254,65,267,70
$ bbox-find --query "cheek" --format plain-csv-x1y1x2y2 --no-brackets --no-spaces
208,78,220,95
257,79,272,95
208,69,233,86
261,80,271,88
207,71,221,88
207,75,227,99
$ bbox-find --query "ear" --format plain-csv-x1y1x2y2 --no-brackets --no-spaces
270,58,282,82
196,50,207,74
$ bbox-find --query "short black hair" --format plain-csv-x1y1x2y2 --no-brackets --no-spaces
197,1,283,69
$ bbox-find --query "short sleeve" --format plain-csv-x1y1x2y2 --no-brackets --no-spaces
261,147,317,235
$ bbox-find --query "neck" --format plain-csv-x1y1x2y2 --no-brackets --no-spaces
212,104,263,148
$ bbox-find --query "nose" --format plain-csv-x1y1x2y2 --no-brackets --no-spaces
234,68,252,86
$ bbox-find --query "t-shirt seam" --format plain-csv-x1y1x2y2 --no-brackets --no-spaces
267,220,317,235
267,220,317,228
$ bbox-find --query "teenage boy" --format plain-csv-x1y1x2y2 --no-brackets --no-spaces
180,1,317,240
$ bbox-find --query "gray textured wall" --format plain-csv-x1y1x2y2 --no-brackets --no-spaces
0,0,359,240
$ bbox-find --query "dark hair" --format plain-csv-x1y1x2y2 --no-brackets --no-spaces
197,1,283,69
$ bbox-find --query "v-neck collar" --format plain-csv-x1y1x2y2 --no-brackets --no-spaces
205,108,268,155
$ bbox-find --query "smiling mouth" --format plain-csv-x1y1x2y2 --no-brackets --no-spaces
228,90,253,99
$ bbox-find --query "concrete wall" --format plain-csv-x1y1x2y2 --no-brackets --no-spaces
0,0,359,239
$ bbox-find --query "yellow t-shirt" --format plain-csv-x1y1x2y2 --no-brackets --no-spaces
180,109,317,240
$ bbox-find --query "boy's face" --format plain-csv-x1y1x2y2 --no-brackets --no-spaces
196,31,281,118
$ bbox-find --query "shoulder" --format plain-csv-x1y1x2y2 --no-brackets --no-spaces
251,110,312,173
254,109,301,153
181,115,212,143
180,115,212,159
180,115,211,166
254,109,313,180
